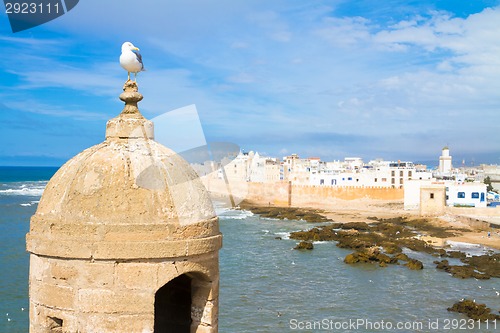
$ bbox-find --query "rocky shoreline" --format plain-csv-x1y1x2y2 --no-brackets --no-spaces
239,200,332,223
238,200,500,320
239,200,499,278
448,299,500,321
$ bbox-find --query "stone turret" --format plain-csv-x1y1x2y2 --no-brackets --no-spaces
27,81,222,333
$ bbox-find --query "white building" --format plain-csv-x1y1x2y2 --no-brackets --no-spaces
222,150,250,182
248,152,280,183
446,182,487,208
310,160,432,188
404,179,435,210
438,146,453,174
404,180,488,210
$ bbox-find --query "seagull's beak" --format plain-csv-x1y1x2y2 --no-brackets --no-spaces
134,47,140,51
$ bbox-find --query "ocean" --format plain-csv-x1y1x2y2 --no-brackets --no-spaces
1,166,499,333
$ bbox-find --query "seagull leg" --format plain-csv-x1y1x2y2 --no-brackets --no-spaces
134,72,138,82
127,72,131,81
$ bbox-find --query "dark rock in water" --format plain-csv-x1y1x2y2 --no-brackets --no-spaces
294,241,314,250
344,247,379,264
435,248,447,257
433,253,500,279
344,253,360,264
239,201,332,223
434,260,490,279
447,251,467,259
340,222,370,231
329,222,343,229
371,222,412,238
448,299,500,321
377,252,392,264
275,236,282,240
396,238,437,255
381,242,402,254
405,259,424,270
461,253,500,278
394,253,410,262
290,226,337,242
344,247,392,267
434,259,450,270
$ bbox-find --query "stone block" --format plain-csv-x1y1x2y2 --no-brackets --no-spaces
78,313,154,333
78,261,115,288
192,323,217,333
27,235,93,259
29,254,49,282
201,299,218,326
77,288,153,314
115,262,158,290
31,282,75,310
49,261,78,282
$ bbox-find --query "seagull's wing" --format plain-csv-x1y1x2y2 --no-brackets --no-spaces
132,50,144,70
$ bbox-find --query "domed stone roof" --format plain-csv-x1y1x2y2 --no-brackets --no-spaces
27,81,220,260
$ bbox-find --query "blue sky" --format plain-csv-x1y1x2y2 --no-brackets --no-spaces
1,0,500,166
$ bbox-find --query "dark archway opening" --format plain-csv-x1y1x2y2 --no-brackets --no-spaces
154,274,192,333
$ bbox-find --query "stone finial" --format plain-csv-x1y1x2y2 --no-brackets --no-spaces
105,80,154,140
119,80,144,115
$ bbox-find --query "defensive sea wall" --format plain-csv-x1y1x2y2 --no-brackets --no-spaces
203,178,404,207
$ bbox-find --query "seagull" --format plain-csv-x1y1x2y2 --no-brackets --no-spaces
120,42,145,81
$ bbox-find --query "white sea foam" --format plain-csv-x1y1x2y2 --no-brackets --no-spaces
0,181,47,197
218,209,254,220
19,200,39,207
446,240,481,249
0,187,45,196
274,232,290,240
446,240,497,256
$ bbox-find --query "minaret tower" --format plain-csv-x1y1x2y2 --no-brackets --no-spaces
438,146,452,174
27,81,222,333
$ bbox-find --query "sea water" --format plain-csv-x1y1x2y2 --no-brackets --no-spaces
1,167,499,333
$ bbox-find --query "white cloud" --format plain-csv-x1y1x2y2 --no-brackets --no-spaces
5,100,108,120
314,16,372,47
3,1,500,161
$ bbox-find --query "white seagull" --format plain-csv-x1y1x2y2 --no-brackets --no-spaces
120,42,145,81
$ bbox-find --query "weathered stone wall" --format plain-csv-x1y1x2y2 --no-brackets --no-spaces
29,253,219,333
204,178,404,207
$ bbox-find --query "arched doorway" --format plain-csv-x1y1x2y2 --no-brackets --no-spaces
154,274,192,333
